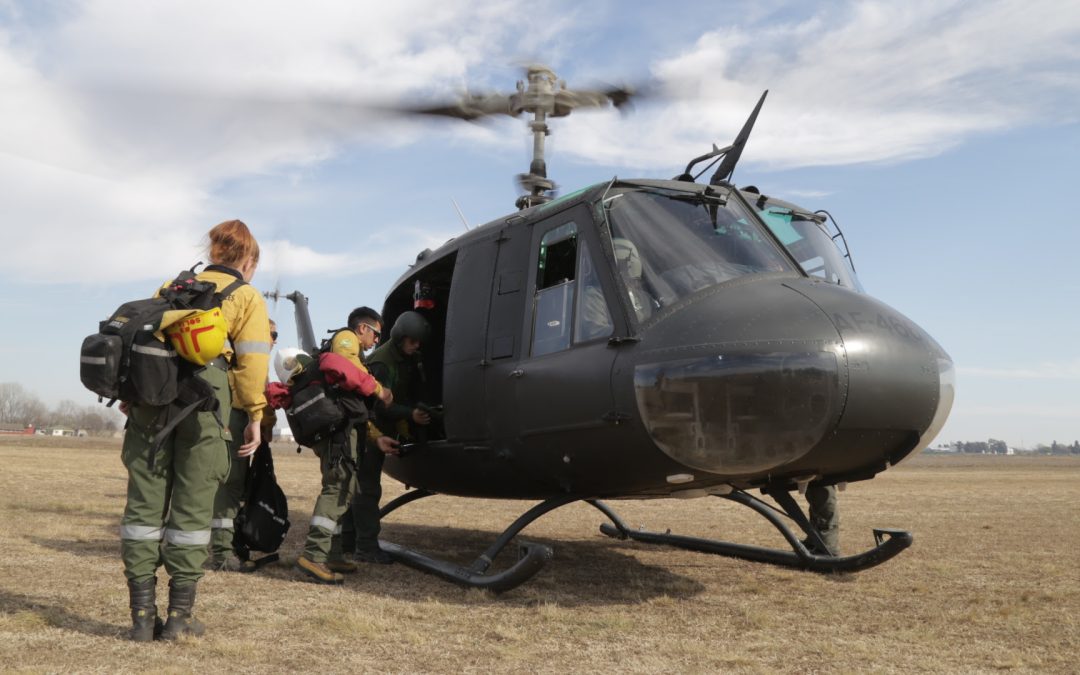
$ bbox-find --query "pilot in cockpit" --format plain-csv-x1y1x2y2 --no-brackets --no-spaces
612,237,658,323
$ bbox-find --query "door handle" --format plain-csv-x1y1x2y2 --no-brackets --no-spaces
509,368,525,378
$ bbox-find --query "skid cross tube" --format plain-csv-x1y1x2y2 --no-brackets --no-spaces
377,490,580,593
597,489,912,574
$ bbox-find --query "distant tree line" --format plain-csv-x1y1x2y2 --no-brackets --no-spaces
953,438,1010,454
950,438,1080,455
1034,440,1080,455
0,382,123,436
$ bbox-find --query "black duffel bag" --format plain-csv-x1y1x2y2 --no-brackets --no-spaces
234,441,290,564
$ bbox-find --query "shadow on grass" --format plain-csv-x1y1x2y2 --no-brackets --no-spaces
0,588,122,638
32,536,116,559
4,502,116,519
266,513,707,606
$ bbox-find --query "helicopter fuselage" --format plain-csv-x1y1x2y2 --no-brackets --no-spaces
378,179,953,500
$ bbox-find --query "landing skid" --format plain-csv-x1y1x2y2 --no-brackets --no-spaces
377,490,572,593
377,485,912,593
597,488,912,574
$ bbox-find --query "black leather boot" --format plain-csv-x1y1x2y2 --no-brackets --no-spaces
160,580,206,640
127,577,162,642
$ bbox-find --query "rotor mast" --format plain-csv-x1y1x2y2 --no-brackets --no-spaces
401,64,634,211
512,67,559,210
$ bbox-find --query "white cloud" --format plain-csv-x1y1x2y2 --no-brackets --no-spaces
0,0,547,284
258,225,455,280
557,0,1080,170
2,0,1079,286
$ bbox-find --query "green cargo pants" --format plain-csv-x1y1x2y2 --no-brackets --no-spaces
120,364,232,585
302,428,359,563
209,407,250,560
338,439,385,555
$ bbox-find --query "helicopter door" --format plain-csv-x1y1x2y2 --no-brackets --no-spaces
512,212,618,443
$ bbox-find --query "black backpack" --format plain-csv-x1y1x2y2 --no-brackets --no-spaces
234,441,290,564
80,266,245,407
283,328,369,448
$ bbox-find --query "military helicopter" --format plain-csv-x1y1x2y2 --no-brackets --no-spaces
279,66,955,592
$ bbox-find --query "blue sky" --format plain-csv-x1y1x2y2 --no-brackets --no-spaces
1,0,1078,447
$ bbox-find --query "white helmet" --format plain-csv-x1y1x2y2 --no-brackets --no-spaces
274,347,310,384
612,237,643,279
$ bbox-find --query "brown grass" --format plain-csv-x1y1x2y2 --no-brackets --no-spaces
0,436,1077,673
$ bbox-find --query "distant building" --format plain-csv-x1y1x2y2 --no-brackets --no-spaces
0,423,35,435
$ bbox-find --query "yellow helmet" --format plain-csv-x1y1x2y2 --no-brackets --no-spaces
165,307,228,366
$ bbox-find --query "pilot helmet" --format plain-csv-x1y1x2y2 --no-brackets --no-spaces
165,307,228,366
612,238,643,280
390,311,431,345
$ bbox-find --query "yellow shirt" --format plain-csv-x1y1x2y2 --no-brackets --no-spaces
329,328,384,443
170,269,271,422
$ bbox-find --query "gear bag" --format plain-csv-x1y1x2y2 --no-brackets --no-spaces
283,347,368,448
234,440,290,563
80,266,245,406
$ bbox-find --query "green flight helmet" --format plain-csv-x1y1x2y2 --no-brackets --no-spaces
390,311,431,345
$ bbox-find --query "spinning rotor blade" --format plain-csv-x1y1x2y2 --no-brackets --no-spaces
551,85,637,117
396,92,516,121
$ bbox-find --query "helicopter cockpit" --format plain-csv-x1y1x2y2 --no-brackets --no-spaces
601,186,796,321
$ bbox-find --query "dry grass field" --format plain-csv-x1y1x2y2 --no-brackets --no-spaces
0,437,1077,673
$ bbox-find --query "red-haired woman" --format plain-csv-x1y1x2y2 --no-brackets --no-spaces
120,219,271,641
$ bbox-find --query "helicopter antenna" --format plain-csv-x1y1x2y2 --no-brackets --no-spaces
450,197,470,230
710,90,768,186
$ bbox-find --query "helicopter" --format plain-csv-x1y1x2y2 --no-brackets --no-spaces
276,66,955,592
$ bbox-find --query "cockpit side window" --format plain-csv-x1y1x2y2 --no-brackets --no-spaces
531,222,578,356
756,201,864,292
574,239,614,343
537,222,577,290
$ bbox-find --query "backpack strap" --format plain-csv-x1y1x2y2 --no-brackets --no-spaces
145,375,222,470
320,327,352,354
215,278,248,304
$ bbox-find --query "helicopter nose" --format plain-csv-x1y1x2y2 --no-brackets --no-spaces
792,281,955,474
628,279,953,478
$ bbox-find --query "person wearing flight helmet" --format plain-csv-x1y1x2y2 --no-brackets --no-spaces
120,219,271,641
343,310,432,564
611,237,657,323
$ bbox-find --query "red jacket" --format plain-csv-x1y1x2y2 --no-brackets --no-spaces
264,352,380,408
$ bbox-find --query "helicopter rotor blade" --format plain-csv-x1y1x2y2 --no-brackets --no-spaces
391,92,517,121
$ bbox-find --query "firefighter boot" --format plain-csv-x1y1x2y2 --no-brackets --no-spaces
160,580,206,640
127,578,163,642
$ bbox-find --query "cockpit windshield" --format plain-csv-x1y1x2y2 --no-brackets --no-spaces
601,187,795,321
753,197,864,292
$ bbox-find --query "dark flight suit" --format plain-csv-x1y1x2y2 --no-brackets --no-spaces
343,339,424,554
806,483,840,555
